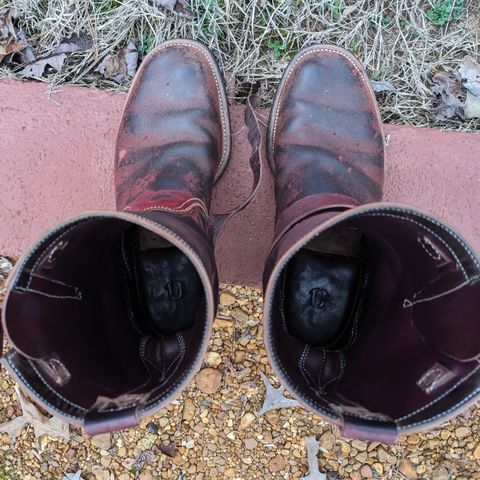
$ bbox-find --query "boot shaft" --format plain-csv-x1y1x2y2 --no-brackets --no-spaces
2,211,217,434
264,203,480,442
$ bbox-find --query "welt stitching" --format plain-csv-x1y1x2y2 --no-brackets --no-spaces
272,47,372,159
160,42,228,173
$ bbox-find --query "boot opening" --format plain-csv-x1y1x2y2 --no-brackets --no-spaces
3,214,211,425
267,207,480,431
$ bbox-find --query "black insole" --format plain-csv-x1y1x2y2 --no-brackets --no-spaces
133,247,203,336
284,248,363,348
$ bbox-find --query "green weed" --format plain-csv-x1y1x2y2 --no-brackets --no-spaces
426,0,465,25
138,35,154,55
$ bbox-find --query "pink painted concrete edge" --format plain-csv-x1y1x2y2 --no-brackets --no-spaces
0,80,479,287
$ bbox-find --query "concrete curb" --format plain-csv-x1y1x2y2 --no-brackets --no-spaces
0,80,478,287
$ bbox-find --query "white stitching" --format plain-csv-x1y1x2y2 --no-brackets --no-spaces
397,362,480,423
9,212,214,420
25,225,78,289
162,333,186,380
403,276,479,309
16,287,81,301
29,360,88,412
5,354,83,420
359,212,470,280
418,236,442,261
365,208,479,270
125,198,210,218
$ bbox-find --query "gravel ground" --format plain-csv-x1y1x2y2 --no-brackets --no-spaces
1,273,480,479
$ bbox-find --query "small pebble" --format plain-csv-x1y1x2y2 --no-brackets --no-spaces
146,422,159,435
240,412,256,429
455,426,471,439
196,368,222,394
268,454,286,472
360,464,372,478
399,459,418,480
319,431,335,451
244,437,258,450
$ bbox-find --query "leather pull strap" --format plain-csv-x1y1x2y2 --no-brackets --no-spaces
341,414,398,444
208,94,263,245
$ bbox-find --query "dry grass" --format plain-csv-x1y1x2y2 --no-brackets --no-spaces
1,0,480,131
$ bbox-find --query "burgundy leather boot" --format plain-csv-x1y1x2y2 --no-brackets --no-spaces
263,45,480,443
1,40,234,434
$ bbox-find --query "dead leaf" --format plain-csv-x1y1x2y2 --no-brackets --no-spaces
95,41,138,84
0,256,13,279
300,437,327,480
20,53,66,78
134,450,155,470
459,56,480,96
463,94,480,119
0,7,35,64
55,31,93,54
62,472,84,480
0,386,70,448
152,0,193,18
371,79,395,93
458,56,480,119
158,443,177,457
431,71,465,120
342,5,357,17
258,371,301,415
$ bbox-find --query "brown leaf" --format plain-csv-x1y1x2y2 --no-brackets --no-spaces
95,41,138,84
431,71,465,120
20,53,66,78
152,0,193,18
0,7,34,64
0,38,27,63
0,386,70,448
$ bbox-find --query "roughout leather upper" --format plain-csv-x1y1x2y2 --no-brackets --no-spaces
115,41,229,214
268,46,385,215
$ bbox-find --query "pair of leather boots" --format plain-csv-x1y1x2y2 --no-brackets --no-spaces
2,40,480,443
